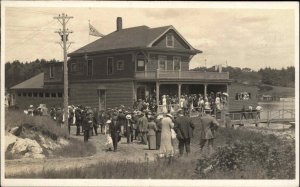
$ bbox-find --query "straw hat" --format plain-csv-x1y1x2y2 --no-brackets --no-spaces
106,120,112,124
126,114,132,120
166,114,174,119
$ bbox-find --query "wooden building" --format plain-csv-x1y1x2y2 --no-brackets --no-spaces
10,17,258,111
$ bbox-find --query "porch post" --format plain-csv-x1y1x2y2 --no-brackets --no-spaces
178,83,181,103
226,83,229,110
133,82,137,101
204,84,207,99
156,81,160,112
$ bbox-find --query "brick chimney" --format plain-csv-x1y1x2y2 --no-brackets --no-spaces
116,17,122,31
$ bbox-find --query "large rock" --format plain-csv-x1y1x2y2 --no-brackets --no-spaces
38,135,61,150
11,138,43,156
5,133,19,152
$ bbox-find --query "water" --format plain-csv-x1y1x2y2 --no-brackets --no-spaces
259,98,295,110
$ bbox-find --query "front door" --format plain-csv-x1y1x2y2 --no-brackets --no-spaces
97,89,106,111
137,86,145,100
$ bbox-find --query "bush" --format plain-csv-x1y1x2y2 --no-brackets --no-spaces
195,140,295,179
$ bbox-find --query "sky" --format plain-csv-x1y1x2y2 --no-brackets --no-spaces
3,2,298,70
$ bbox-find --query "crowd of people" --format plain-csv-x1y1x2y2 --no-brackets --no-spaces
46,104,220,162
133,91,229,116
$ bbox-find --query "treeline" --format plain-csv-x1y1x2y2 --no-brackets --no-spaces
5,59,295,89
191,66,295,87
5,59,62,89
258,67,295,87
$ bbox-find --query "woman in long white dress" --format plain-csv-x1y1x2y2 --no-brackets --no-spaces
162,95,168,114
159,114,174,160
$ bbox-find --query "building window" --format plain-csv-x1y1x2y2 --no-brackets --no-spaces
235,92,251,101
116,60,124,70
166,33,174,48
51,93,57,98
28,92,32,97
58,92,63,98
107,57,114,75
71,63,77,73
17,92,21,97
173,56,181,71
50,64,54,78
136,60,145,71
158,56,167,71
87,59,93,76
39,93,44,97
45,93,50,98
33,92,38,97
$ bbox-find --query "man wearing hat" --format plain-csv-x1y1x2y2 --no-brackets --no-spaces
28,105,34,116
125,114,134,143
139,112,148,145
174,109,195,156
83,109,94,142
110,113,121,151
199,113,219,154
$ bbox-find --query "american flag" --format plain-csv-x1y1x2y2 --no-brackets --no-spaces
89,23,104,37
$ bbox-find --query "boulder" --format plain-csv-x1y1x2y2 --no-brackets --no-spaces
38,135,61,150
11,138,28,154
5,133,18,152
11,138,43,155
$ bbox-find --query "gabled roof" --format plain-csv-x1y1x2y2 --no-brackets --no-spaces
69,25,200,56
10,73,44,90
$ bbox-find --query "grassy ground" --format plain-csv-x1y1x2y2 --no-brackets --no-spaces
7,124,295,179
5,110,68,139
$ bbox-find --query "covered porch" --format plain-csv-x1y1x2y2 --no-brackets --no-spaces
134,80,230,114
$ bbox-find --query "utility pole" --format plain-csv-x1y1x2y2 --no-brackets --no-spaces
54,13,73,130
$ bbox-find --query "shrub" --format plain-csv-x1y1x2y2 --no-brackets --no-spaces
195,140,295,179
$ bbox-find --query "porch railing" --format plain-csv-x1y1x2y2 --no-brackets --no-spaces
135,70,229,80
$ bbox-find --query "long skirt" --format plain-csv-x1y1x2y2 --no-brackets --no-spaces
148,135,156,150
156,131,161,150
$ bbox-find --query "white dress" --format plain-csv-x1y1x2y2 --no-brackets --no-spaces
159,117,174,157
162,97,168,113
215,97,221,110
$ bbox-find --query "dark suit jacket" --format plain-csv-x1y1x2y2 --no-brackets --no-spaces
174,115,195,139
110,118,121,137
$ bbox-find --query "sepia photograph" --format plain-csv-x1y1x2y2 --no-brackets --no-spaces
1,1,299,187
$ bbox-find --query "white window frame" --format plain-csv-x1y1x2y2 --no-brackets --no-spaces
166,33,174,48
173,56,181,71
50,64,54,78
158,55,167,71
116,60,124,70
136,59,145,72
107,57,114,75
